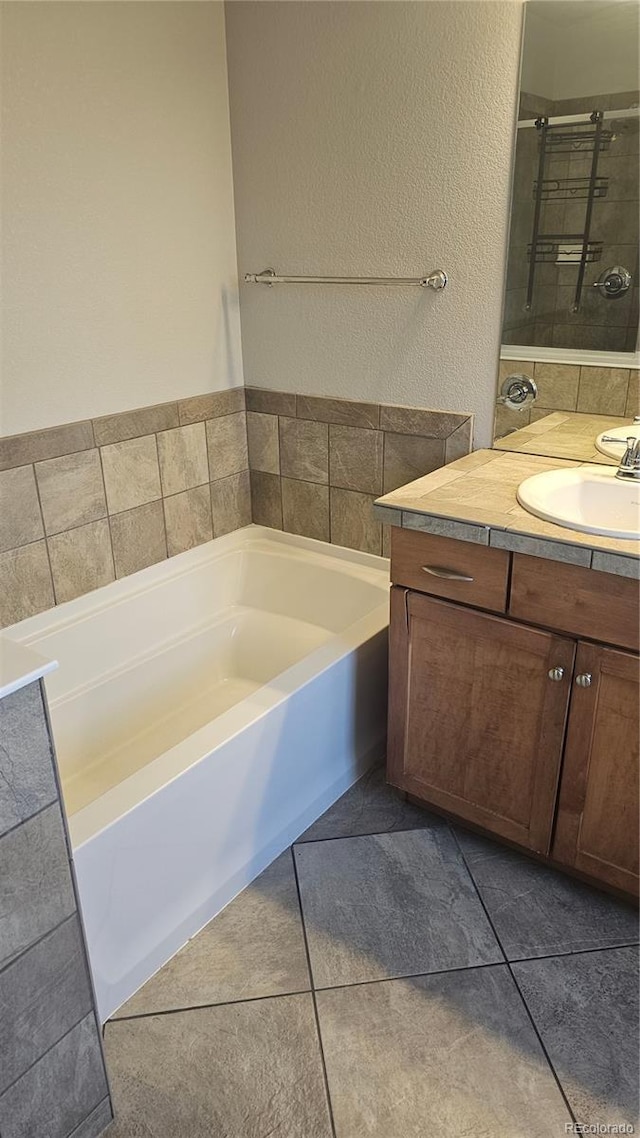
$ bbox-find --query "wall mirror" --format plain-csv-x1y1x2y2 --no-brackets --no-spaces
494,0,639,462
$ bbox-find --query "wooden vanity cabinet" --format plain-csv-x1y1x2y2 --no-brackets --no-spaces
388,527,640,898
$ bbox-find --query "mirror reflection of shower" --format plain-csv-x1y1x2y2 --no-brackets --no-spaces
503,0,639,354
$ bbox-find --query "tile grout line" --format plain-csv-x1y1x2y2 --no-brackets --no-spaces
450,827,579,1127
290,845,339,1138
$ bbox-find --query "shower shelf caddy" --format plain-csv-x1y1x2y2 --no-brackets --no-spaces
526,110,612,313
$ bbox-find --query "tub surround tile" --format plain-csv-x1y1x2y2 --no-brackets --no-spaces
329,425,383,495
164,485,213,557
157,423,209,497
297,394,380,429
379,405,468,438
576,367,630,416
282,478,330,542
382,433,445,493
48,519,115,604
330,488,381,555
0,916,93,1095
0,421,94,473
92,401,178,447
0,684,56,838
110,500,167,579
0,466,44,553
294,828,502,988
512,948,639,1129
0,804,76,967
210,470,252,537
247,411,280,474
105,996,333,1138
279,417,329,484
35,450,107,536
69,1098,114,1138
245,386,297,417
456,830,639,960
626,371,639,417
316,966,571,1138
100,435,162,514
0,542,55,627
0,1014,108,1138
297,764,433,843
178,387,245,425
534,363,581,411
114,851,309,1017
250,471,283,529
445,418,473,464
205,412,248,480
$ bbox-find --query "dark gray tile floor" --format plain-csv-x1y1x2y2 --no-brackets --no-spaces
105,766,640,1137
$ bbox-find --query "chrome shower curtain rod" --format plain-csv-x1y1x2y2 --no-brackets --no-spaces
244,267,448,290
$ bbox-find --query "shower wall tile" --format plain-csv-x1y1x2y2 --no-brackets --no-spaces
0,542,55,628
210,470,252,537
626,371,640,417
329,424,383,495
164,485,213,556
0,465,44,553
157,423,209,496
534,364,581,411
576,367,630,416
0,683,56,838
36,450,107,536
101,435,162,514
110,500,167,579
48,519,115,604
279,417,329,483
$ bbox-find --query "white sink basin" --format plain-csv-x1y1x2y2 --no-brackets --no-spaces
517,466,640,540
595,424,640,460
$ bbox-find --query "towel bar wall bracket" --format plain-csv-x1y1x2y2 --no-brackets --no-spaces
244,267,448,290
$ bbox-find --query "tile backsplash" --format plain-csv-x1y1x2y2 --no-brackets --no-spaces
0,385,472,628
495,360,639,439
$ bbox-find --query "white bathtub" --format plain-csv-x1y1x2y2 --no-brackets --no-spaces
6,527,389,1021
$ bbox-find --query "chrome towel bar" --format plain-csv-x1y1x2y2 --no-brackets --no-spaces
244,267,448,290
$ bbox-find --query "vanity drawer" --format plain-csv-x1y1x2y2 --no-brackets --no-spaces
390,527,510,613
509,554,639,652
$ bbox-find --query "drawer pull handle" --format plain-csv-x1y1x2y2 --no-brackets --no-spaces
548,667,564,682
575,673,592,688
422,565,474,582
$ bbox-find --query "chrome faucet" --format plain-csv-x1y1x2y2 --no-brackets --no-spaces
600,435,640,481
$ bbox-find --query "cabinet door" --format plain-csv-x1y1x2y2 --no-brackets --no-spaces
388,587,575,853
553,642,639,896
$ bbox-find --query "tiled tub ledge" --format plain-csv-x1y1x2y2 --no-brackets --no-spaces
374,449,640,579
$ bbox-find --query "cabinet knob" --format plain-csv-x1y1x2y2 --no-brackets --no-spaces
575,673,592,688
548,666,565,681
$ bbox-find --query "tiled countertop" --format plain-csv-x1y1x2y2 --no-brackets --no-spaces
375,449,640,579
493,411,629,463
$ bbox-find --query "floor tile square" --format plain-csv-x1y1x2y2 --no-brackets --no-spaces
105,994,332,1137
113,851,309,1018
294,828,502,987
513,946,639,1130
456,830,639,959
297,764,435,843
316,965,571,1137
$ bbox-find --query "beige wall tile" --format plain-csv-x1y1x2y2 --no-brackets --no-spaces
247,413,280,475
281,478,329,542
205,413,248,480
245,388,296,416
533,363,580,411
178,388,245,425
626,371,640,417
329,426,383,495
0,422,94,473
498,359,532,385
330,489,381,555
296,395,379,428
0,467,44,553
445,420,472,464
379,406,468,438
0,542,54,628
494,403,531,440
164,486,213,556
48,520,114,604
35,450,106,536
210,471,252,536
279,418,328,484
101,436,162,514
381,525,392,558
110,501,167,579
383,434,444,493
93,402,178,447
577,367,630,416
157,423,208,497
250,472,282,529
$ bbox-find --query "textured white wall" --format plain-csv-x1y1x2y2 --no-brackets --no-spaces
226,1,523,448
1,1,243,436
